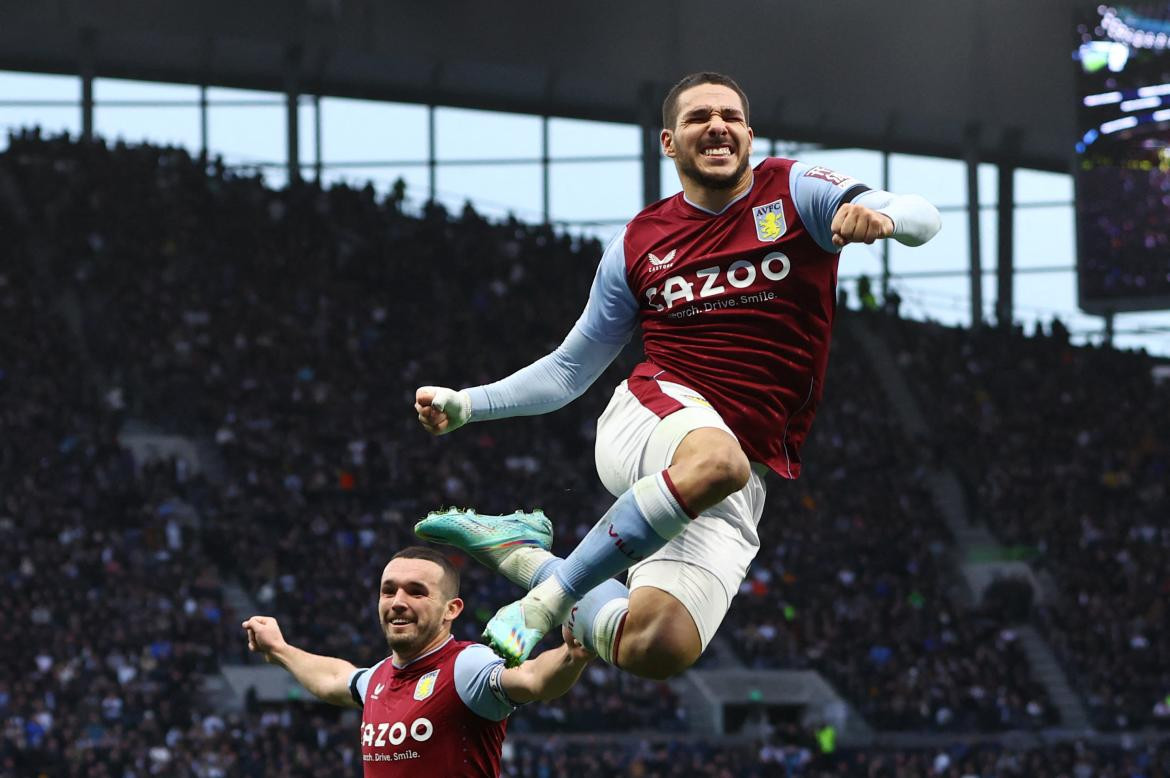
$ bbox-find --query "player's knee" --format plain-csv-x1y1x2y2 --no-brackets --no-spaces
671,429,751,510
693,447,750,499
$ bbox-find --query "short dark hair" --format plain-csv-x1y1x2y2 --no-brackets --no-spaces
391,546,461,599
662,72,750,130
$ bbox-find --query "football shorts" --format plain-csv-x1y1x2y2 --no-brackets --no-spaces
594,377,767,649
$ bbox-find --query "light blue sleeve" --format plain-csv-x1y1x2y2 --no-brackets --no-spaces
465,228,636,421
787,161,871,253
347,658,388,706
851,190,942,247
453,644,520,722
575,227,639,345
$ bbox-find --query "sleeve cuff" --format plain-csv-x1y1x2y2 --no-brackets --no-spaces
840,183,871,204
349,668,367,707
487,663,525,708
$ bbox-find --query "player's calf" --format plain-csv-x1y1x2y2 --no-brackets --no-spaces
613,588,703,680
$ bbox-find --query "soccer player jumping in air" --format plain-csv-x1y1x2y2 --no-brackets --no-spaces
414,72,941,677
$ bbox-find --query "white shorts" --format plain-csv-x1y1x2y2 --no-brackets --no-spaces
594,378,767,650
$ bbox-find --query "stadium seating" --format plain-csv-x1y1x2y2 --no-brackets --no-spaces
884,317,1170,730
1,131,1165,775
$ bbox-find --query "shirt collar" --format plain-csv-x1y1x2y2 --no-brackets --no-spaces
392,635,454,669
682,173,755,216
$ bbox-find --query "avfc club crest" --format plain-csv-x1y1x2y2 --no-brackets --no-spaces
752,200,787,243
413,669,440,701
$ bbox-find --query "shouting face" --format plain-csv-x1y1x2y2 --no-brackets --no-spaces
663,83,754,192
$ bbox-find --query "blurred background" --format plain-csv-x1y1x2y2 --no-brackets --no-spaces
1,1,1168,776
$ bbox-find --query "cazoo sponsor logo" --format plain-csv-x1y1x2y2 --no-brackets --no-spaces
645,252,791,312
361,717,434,748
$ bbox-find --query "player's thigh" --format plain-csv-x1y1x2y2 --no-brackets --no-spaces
594,380,663,497
640,380,739,482
625,465,768,652
596,377,740,496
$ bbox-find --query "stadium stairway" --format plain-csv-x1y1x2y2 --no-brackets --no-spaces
1015,625,1092,732
222,579,262,628
200,670,246,714
703,633,747,669
118,419,205,474
203,581,265,713
680,669,873,742
843,317,1041,598
842,316,994,547
843,315,1093,733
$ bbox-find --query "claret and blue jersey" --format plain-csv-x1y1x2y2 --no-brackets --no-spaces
347,637,518,777
463,157,929,478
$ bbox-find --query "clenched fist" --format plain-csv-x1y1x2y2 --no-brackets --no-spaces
415,386,472,435
242,616,287,663
831,204,894,247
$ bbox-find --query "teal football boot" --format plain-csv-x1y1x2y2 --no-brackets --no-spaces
414,508,554,587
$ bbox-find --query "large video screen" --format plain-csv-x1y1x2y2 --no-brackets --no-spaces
1075,3,1170,313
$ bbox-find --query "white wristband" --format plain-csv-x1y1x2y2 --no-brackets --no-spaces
429,387,473,434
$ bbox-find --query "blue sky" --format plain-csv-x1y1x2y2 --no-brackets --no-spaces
2,70,1168,354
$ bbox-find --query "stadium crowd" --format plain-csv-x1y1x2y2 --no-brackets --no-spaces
0,130,1164,774
729,343,1055,731
0,131,675,776
886,316,1170,731
504,737,1170,778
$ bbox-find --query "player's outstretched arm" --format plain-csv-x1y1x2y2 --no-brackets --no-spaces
499,627,595,704
242,616,360,708
413,230,636,437
414,326,625,436
789,162,941,251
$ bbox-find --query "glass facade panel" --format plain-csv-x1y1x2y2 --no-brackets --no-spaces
319,98,428,163
888,210,970,323
436,107,540,161
1015,206,1075,269
436,162,543,221
206,86,286,184
0,67,1163,352
979,162,998,206
94,78,200,150
549,118,639,158
0,71,81,143
549,160,640,226
890,153,965,208
660,157,683,200
1016,169,1074,204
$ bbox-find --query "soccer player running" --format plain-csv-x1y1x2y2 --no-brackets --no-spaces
414,72,942,677
242,546,593,777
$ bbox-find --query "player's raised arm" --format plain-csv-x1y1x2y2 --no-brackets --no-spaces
242,616,360,708
788,162,941,252
414,229,638,436
839,189,941,247
451,633,593,721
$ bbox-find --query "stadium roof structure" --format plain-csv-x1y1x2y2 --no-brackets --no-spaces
2,0,1086,173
